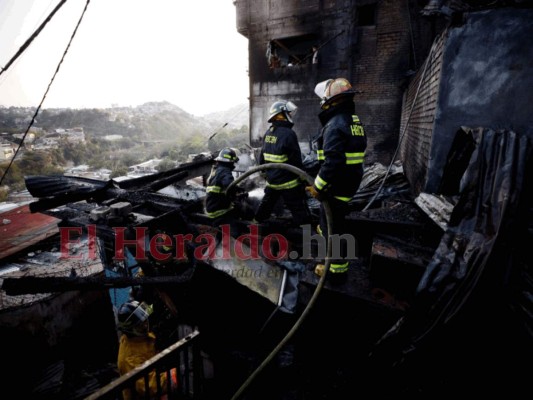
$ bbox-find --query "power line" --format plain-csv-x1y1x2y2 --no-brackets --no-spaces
0,0,69,78
0,0,92,186
362,31,443,211
207,103,249,142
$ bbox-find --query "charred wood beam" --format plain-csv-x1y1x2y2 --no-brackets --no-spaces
25,157,214,213
146,171,188,192
28,173,199,214
116,158,213,190
28,186,126,213
2,275,191,295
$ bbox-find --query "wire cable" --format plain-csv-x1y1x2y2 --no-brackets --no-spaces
207,103,249,142
0,0,91,186
0,0,69,78
226,163,333,400
362,32,443,211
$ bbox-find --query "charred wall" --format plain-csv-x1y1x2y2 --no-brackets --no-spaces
399,29,447,194
239,0,349,149
352,0,430,165
0,288,118,394
400,8,533,194
235,0,434,165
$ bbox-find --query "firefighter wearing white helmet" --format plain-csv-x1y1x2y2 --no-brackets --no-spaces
255,100,311,226
306,78,367,282
268,100,298,123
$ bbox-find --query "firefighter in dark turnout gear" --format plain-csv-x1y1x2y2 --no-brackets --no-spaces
205,148,242,236
255,100,311,226
307,78,367,280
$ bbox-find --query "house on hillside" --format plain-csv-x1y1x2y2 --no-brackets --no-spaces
56,127,86,143
1,143,15,160
127,159,162,175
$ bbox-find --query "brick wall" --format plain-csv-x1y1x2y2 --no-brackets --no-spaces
352,0,420,165
399,30,447,194
237,0,436,166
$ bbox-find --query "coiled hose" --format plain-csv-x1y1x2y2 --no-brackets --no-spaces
225,163,333,400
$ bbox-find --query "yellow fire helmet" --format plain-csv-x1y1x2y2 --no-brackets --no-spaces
314,78,355,109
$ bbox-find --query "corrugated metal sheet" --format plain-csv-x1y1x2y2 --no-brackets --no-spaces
0,204,60,260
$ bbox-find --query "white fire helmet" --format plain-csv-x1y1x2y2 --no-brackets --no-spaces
268,100,298,123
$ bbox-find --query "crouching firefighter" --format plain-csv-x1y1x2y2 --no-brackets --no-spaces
117,300,178,400
306,78,367,283
204,147,244,238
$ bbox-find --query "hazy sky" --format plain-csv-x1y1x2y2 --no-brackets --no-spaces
0,0,249,116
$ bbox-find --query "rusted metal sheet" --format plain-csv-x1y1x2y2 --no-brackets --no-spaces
0,204,60,260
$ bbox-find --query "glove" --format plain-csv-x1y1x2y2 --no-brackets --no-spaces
228,186,248,200
306,185,322,200
235,188,248,200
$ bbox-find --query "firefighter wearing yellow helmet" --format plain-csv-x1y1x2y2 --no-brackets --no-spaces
116,300,177,399
306,78,367,282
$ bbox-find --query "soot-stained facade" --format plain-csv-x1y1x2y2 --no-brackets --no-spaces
235,0,437,164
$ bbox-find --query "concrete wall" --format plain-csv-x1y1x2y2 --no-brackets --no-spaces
243,0,350,149
401,8,533,194
0,287,118,394
426,8,533,193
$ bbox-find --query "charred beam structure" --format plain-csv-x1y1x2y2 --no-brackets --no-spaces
10,111,533,399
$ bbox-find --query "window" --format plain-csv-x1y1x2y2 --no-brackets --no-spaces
357,4,377,26
267,34,318,69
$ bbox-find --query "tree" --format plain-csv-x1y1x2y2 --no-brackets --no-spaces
110,167,128,178
155,158,176,172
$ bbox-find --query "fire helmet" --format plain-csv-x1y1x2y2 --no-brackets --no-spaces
215,147,239,163
117,300,153,336
268,100,297,123
314,78,355,109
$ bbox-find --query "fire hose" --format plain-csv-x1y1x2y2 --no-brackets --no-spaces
226,163,333,400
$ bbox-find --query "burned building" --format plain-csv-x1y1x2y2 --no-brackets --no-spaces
235,0,533,194
235,0,438,164
399,6,533,193
1,1,532,399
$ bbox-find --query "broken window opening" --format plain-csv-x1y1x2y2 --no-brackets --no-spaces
357,4,377,26
266,34,318,69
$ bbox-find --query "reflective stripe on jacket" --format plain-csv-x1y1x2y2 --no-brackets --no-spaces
205,163,235,217
260,120,303,190
314,101,367,201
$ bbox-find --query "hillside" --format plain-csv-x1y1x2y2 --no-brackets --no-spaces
203,103,249,130
0,102,249,198
0,101,248,142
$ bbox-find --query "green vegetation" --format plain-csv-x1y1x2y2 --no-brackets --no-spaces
0,150,64,192
0,103,249,198
207,125,249,153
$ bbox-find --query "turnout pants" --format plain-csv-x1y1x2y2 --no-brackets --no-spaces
319,197,351,274
255,185,311,226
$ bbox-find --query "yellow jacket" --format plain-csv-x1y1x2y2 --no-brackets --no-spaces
117,332,168,400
